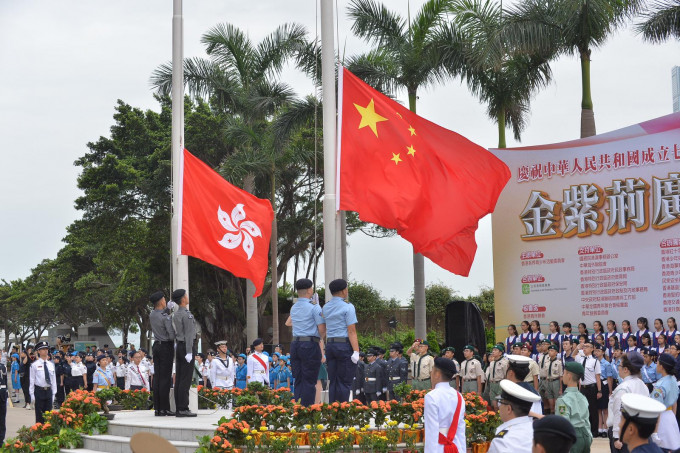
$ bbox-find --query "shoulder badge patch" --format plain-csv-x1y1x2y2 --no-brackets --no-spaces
188,314,194,319
496,430,508,438
558,405,566,415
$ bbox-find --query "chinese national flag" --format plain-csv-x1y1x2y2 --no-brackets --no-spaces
338,68,511,276
180,149,274,296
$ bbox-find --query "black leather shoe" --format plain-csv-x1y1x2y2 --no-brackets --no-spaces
162,410,176,416
175,410,197,417
154,411,165,416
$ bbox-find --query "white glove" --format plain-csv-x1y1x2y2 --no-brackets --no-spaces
650,433,661,446
376,392,382,396
166,301,177,312
312,293,320,305
185,353,192,363
351,351,360,364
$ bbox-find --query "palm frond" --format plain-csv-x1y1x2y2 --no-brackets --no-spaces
637,0,680,42
346,51,401,96
272,96,321,147
347,0,407,49
411,0,454,47
249,81,297,117
201,23,256,84
255,23,308,78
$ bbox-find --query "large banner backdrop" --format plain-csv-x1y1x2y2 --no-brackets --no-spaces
491,113,680,340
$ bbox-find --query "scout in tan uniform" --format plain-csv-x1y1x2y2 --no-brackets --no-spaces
521,343,540,391
539,345,563,414
458,345,483,395
441,347,460,390
407,340,434,390
486,345,509,410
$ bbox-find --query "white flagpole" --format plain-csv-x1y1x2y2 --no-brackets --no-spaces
320,0,342,293
171,0,189,293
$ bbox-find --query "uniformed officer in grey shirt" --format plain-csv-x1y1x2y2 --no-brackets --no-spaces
172,289,197,417
149,291,175,417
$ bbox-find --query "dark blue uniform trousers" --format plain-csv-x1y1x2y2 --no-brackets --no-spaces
290,341,322,406
326,342,357,403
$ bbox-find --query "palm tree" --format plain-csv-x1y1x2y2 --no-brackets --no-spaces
151,23,307,344
447,0,552,148
347,0,465,340
503,0,642,138
637,0,680,42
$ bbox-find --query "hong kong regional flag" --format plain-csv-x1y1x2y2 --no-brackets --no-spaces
180,149,274,296
338,68,511,276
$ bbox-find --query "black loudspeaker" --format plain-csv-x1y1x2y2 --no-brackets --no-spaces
445,301,487,363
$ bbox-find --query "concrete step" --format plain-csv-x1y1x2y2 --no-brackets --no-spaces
81,434,199,453
107,419,213,442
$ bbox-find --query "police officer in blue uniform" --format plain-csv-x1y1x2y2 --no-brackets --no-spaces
323,279,360,403
288,278,326,406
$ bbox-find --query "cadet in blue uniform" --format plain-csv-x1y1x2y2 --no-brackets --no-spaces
649,353,680,450
287,278,326,406
641,349,660,392
385,343,409,401
618,393,665,453
323,279,360,403
235,354,247,389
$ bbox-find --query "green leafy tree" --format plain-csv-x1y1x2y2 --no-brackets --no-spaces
409,283,458,318
503,0,642,138
637,0,680,42
446,0,552,148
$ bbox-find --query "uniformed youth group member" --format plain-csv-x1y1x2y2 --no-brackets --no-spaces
459,345,483,395
29,341,57,423
361,349,382,402
246,338,269,385
407,339,434,390
617,393,666,453
554,362,592,453
323,279,360,403
287,278,326,406
579,342,602,438
0,357,8,444
538,344,563,415
385,342,408,400
488,379,541,453
210,341,235,390
440,347,460,390
149,290,175,417
172,289,198,418
352,352,366,403
423,357,465,453
532,415,577,453
486,345,508,410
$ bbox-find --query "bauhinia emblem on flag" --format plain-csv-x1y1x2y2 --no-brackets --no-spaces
180,149,274,296
337,67,511,276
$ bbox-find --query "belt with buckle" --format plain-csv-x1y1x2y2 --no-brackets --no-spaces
253,370,266,374
413,378,429,381
38,386,51,391
293,336,320,343
327,337,349,343
547,378,559,381
464,378,476,382
389,377,402,381
365,378,377,381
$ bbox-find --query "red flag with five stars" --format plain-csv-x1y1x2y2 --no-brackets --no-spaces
180,149,274,296
337,67,511,276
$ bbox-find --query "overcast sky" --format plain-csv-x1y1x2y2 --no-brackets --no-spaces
1,1,678,305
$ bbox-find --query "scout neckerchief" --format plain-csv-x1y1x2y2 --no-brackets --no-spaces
96,368,112,387
438,391,463,453
417,353,429,378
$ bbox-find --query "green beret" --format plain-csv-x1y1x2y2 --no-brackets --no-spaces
443,347,455,353
513,342,524,348
548,345,559,351
565,362,584,377
541,339,551,344
420,340,430,347
492,345,505,353
464,345,475,352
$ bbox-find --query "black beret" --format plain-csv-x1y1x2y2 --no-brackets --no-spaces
434,357,458,375
150,291,165,304
329,279,348,293
659,353,676,368
252,338,263,347
533,415,577,443
295,278,313,290
171,288,186,302
96,354,107,362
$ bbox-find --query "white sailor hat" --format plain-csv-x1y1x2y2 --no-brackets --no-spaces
621,393,666,423
498,379,541,406
506,354,531,363
214,340,227,346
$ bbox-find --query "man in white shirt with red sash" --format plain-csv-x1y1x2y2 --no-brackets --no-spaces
424,357,466,452
247,338,269,385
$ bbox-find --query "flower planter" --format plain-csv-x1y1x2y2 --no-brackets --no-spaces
471,441,491,453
